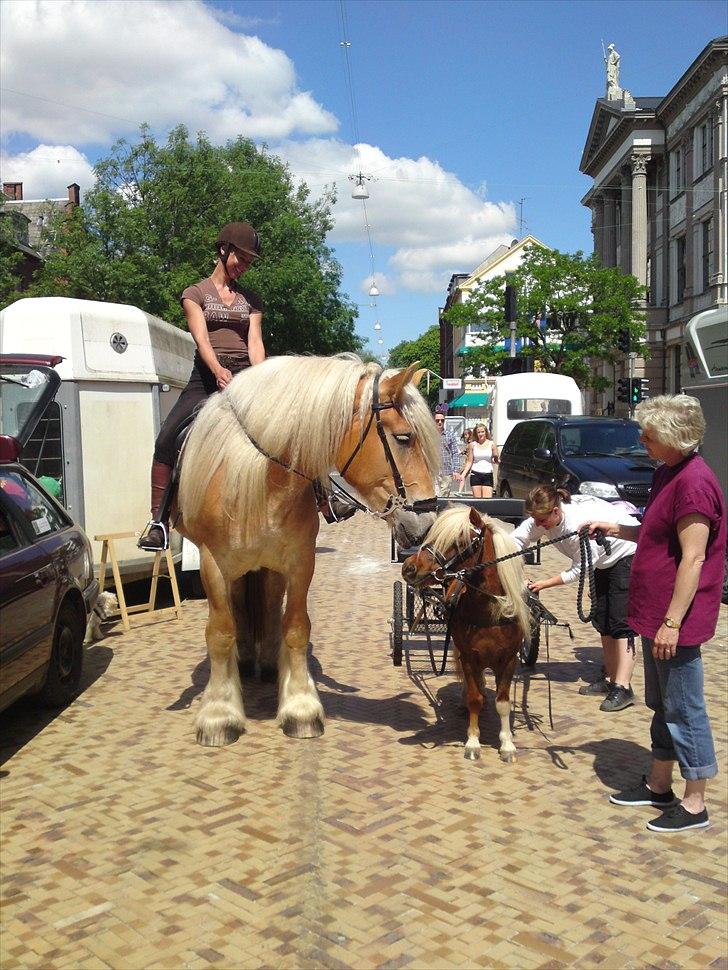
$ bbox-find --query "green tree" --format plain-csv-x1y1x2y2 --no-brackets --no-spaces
444,246,646,390
14,126,362,356
387,325,441,407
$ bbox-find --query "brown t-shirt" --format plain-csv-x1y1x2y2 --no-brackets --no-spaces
181,277,263,360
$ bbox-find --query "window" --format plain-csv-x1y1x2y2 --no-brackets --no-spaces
671,146,684,196
702,220,713,291
506,398,572,419
676,236,686,303
514,422,547,455
20,401,65,505
0,472,69,537
673,345,682,393
695,119,714,178
0,508,21,556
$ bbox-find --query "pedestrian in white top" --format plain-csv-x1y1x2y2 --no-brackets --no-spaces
511,485,640,712
458,423,499,497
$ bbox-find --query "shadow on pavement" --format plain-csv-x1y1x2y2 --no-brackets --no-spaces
546,737,652,788
0,644,114,767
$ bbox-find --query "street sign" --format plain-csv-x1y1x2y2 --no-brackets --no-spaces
443,378,462,390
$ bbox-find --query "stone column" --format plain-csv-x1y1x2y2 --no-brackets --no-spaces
716,80,728,303
591,195,604,263
620,168,632,274
631,153,651,287
602,189,617,267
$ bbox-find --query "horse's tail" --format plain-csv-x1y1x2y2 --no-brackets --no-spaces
490,527,532,639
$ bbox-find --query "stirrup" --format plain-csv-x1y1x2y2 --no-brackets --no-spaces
137,520,169,551
320,495,357,524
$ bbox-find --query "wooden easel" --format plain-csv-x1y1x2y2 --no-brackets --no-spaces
95,531,182,632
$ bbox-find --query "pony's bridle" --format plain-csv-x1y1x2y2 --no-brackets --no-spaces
421,526,485,584
334,372,438,517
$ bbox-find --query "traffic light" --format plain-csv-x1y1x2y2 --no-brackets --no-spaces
500,356,534,376
617,378,630,403
505,284,517,322
617,329,631,354
631,378,649,405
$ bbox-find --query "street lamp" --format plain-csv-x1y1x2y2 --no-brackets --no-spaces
349,173,371,200
368,282,380,297
373,320,382,331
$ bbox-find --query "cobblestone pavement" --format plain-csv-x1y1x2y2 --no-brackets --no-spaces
1,513,727,970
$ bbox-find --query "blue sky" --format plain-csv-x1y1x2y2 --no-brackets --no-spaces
2,0,725,359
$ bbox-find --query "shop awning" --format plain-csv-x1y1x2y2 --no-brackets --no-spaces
449,392,489,408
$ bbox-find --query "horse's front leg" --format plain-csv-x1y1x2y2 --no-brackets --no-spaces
276,554,324,738
460,658,484,761
494,652,518,763
194,550,246,747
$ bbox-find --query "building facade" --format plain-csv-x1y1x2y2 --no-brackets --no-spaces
580,37,727,411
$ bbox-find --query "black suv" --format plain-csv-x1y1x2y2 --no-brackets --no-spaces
497,416,656,510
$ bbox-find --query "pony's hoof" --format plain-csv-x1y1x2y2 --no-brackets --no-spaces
499,750,517,764
464,746,481,761
259,664,278,683
196,723,244,747
281,715,325,739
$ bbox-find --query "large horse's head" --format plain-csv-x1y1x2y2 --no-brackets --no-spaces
336,363,439,548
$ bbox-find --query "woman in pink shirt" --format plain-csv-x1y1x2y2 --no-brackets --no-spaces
587,394,725,833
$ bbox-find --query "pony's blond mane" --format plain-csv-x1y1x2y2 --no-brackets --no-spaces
425,506,531,638
178,355,439,542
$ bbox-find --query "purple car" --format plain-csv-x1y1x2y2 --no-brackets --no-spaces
0,355,98,713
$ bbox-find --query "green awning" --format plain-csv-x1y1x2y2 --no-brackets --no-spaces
449,392,489,408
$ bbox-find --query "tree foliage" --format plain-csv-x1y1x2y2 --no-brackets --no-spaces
443,246,646,390
10,126,362,355
387,325,441,408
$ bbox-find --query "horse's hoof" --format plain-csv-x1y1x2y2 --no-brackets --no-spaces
281,715,325,739
464,746,481,761
238,660,256,679
259,664,278,683
500,751,517,764
196,723,244,747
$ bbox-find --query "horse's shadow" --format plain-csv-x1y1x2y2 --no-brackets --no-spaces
545,738,652,789
166,645,431,734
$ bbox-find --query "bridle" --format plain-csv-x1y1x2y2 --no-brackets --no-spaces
420,526,485,585
232,371,437,518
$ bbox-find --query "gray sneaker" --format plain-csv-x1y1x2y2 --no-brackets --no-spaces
578,678,610,696
600,684,634,712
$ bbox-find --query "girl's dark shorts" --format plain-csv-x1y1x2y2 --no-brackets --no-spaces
470,471,494,487
153,354,247,465
592,555,635,638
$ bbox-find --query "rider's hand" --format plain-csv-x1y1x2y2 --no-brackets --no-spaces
215,367,234,389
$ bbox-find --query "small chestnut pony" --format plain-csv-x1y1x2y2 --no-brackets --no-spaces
177,355,438,747
402,506,531,762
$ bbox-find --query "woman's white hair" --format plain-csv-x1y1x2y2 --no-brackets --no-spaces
635,394,705,454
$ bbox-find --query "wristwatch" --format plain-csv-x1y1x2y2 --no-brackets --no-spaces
663,617,681,630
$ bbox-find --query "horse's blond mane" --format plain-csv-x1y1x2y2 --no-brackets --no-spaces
425,506,531,638
178,354,439,543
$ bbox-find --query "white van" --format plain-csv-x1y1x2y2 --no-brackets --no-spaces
488,372,583,450
0,297,196,581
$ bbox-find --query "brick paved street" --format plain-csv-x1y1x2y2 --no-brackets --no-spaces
1,513,727,969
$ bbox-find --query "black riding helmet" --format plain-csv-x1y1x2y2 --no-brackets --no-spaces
216,222,261,268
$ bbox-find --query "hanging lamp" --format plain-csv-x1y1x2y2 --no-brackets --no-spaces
368,282,380,297
373,320,382,331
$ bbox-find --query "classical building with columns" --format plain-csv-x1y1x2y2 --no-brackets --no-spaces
580,36,727,412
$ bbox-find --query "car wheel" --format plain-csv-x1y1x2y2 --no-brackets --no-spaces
41,602,85,708
500,482,512,498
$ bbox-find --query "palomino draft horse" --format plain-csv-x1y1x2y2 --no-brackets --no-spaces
402,506,531,762
177,355,438,746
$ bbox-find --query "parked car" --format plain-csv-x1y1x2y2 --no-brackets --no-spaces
497,416,656,509
0,355,98,714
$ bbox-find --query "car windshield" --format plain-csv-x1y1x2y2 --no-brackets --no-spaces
558,423,647,457
0,367,55,441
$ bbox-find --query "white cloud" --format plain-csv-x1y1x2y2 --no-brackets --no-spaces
279,139,517,293
0,0,337,144
0,145,95,200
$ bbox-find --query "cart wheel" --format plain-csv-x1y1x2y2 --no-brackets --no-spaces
520,623,540,667
392,581,404,666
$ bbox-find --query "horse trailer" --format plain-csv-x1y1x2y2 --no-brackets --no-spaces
0,297,197,583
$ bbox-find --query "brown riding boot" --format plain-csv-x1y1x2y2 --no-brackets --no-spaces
138,461,172,551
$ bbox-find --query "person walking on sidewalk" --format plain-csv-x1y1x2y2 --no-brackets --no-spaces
511,485,640,712
459,423,499,497
434,411,461,497
586,394,725,834
138,222,265,551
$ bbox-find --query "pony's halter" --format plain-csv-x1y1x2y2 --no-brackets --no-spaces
421,526,484,583
338,372,437,517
